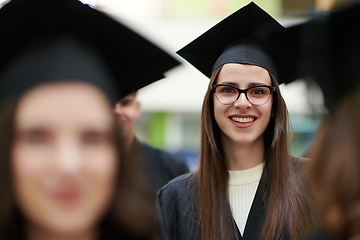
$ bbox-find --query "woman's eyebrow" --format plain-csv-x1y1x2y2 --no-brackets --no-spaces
218,81,269,88
219,81,239,87
248,82,268,87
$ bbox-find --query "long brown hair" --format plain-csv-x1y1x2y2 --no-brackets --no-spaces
195,65,315,240
309,88,360,239
0,94,157,240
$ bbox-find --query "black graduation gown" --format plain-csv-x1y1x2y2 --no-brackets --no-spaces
10,221,151,240
133,139,190,194
157,172,276,240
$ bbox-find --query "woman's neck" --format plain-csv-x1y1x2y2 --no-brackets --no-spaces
221,133,265,171
26,224,98,240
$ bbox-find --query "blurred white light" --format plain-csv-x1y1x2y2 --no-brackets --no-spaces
0,0,8,6
80,0,96,7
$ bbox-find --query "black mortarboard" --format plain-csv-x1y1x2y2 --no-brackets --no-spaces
0,0,180,103
176,2,284,83
265,3,360,110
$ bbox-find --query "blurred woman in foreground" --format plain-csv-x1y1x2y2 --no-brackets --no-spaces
0,0,179,239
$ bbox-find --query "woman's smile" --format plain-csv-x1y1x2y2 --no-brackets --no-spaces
229,115,257,128
230,117,255,123
49,187,84,204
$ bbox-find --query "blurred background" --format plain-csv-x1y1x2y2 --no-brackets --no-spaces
1,0,342,170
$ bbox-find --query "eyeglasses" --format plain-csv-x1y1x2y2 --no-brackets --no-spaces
212,84,276,105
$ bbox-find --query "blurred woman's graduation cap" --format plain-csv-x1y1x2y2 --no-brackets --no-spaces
176,2,288,84
265,3,360,111
0,0,180,102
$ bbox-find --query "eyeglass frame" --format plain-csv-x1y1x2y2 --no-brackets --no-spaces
212,83,276,105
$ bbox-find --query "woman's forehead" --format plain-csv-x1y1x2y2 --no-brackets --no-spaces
14,82,113,129
216,63,272,85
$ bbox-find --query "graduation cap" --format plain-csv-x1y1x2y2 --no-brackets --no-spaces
176,2,285,83
0,0,180,103
265,3,360,111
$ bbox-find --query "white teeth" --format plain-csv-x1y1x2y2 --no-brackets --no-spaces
231,117,255,123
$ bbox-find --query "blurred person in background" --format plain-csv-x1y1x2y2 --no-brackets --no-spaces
0,0,180,239
264,3,360,239
157,2,315,240
114,91,189,194
315,0,359,11
306,5,360,238
306,85,360,240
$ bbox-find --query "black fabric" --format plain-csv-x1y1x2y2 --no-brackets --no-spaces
241,179,267,240
304,4,360,111
0,35,119,103
0,0,180,101
156,173,200,240
176,2,285,83
133,139,189,194
8,217,147,240
156,173,273,240
212,42,278,80
100,226,151,240
264,4,360,111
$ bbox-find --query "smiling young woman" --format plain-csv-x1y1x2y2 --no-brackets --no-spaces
213,64,274,170
157,3,316,240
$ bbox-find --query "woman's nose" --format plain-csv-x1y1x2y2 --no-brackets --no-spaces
113,102,124,116
233,92,252,108
54,139,82,174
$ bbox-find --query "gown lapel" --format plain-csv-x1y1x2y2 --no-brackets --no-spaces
236,179,267,240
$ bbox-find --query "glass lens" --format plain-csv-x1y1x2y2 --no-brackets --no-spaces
214,85,239,104
247,86,271,105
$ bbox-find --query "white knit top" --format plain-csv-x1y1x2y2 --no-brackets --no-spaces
228,162,264,235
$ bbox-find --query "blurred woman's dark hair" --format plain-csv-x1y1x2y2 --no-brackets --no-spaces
308,87,360,240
